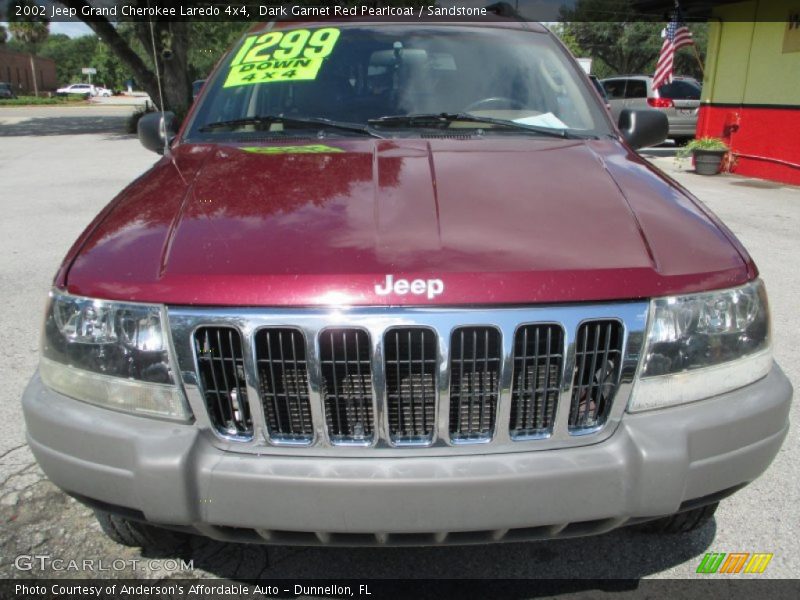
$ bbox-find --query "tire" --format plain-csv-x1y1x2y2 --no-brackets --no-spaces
95,510,191,551
635,502,719,534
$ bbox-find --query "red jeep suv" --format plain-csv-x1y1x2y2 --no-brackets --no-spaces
22,20,791,549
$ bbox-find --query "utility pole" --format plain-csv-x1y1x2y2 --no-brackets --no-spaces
29,54,38,97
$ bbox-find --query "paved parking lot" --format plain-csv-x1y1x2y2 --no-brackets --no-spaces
0,105,797,581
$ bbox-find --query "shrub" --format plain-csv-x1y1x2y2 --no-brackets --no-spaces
676,137,729,160
127,105,157,134
0,95,87,106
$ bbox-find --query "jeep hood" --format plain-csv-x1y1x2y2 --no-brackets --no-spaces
63,138,750,306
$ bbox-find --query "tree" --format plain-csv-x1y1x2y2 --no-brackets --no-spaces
37,34,99,86
560,0,663,78
558,0,708,80
187,22,249,82
57,1,188,112
55,1,250,116
7,19,49,50
8,1,50,95
7,0,50,51
673,23,708,81
549,23,585,57
91,34,128,90
57,0,418,115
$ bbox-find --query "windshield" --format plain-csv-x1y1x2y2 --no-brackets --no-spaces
185,25,611,141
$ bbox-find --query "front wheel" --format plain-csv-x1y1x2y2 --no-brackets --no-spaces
95,510,192,551
635,502,718,534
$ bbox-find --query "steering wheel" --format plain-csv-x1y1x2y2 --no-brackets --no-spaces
463,96,525,112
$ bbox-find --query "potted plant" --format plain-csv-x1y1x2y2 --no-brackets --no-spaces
676,137,730,176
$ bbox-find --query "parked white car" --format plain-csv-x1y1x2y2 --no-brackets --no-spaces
55,83,96,97
95,86,113,97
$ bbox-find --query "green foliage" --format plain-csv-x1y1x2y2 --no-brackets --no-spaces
13,20,245,91
7,1,49,52
36,34,98,86
549,23,584,57
559,23,664,77
673,23,708,81
91,36,128,89
187,22,249,81
0,95,86,105
52,21,245,94
126,105,157,134
7,21,49,52
676,137,729,159
558,0,708,80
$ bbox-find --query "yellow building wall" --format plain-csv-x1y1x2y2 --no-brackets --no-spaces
703,0,800,105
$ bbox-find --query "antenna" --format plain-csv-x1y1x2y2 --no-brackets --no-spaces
147,2,169,156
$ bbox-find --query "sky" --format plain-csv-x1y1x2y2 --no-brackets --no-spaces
49,21,93,37
0,20,91,38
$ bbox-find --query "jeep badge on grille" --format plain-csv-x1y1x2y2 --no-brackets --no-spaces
375,275,444,299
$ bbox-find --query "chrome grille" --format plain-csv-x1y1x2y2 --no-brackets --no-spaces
171,303,646,455
569,320,624,432
384,328,437,444
319,328,374,444
509,324,563,439
194,327,252,439
449,327,501,442
255,328,313,443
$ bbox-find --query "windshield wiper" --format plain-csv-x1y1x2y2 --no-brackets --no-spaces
199,115,384,138
368,113,597,139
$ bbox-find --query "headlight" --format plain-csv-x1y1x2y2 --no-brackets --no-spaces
628,279,772,412
39,290,191,421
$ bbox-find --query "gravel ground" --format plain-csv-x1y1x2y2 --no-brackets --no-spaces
0,106,797,581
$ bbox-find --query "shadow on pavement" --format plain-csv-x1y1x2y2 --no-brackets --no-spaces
728,178,785,189
145,521,715,583
0,115,131,137
3,479,711,583
639,145,679,159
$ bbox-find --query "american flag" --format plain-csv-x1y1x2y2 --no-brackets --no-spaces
652,4,694,89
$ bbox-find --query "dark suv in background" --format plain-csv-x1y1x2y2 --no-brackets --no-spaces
602,75,701,144
0,82,16,99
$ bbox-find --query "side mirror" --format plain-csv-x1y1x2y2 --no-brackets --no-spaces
138,111,178,155
618,108,668,150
